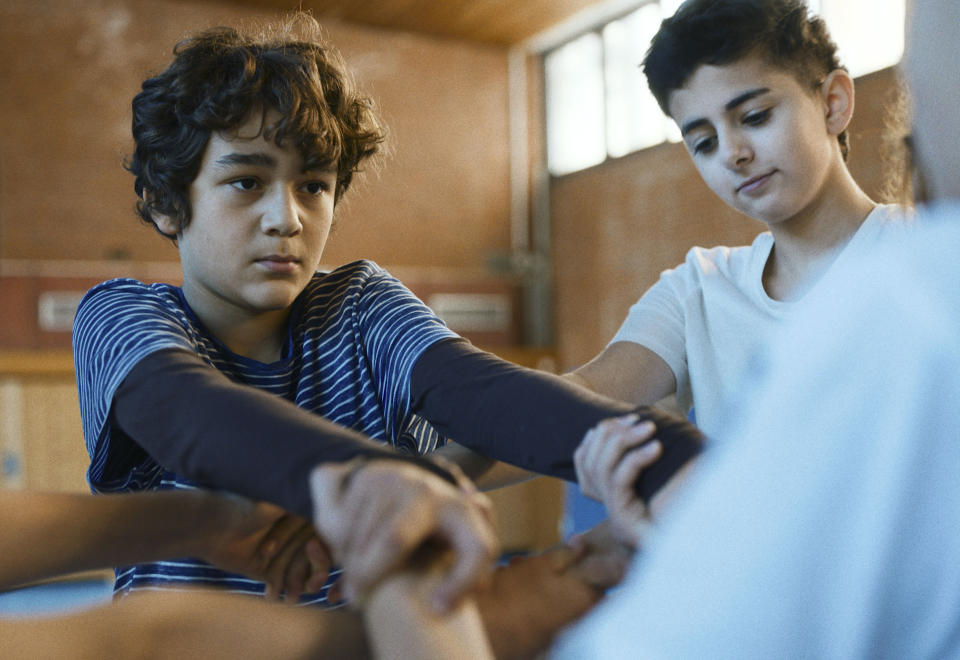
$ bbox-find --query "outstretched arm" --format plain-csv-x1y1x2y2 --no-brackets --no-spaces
0,590,367,660
410,338,639,482
113,348,459,518
364,551,495,660
0,489,326,598
566,340,677,406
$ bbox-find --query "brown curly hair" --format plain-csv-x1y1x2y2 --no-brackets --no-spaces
126,13,385,239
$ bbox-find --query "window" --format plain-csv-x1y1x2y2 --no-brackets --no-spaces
545,0,906,176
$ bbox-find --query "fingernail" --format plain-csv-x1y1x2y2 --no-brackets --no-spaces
619,413,640,426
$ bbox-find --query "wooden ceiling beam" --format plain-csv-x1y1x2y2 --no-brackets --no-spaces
222,0,608,45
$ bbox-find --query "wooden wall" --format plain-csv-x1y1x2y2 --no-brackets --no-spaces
551,67,903,370
0,0,556,552
0,0,513,268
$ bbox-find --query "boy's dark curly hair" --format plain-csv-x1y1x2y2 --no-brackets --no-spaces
127,14,385,239
643,0,849,159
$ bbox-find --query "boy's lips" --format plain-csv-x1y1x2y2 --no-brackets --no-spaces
737,170,776,195
255,255,301,272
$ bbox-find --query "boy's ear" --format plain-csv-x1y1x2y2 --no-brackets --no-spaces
142,190,181,237
152,212,181,237
821,69,855,136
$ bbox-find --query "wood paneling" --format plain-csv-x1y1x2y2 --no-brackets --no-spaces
0,353,88,493
0,0,514,272
224,0,608,44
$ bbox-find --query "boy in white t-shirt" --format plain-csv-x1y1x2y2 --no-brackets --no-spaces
570,0,905,508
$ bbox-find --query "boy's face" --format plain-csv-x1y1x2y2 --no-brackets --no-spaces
159,111,337,325
667,54,840,226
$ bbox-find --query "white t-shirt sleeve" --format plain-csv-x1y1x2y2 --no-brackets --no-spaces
610,255,694,403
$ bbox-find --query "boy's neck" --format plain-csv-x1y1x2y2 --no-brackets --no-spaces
182,285,291,363
762,167,876,302
215,314,289,363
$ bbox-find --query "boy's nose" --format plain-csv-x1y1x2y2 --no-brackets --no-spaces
723,135,753,170
261,188,303,236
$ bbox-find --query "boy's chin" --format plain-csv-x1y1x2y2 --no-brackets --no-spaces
246,284,305,311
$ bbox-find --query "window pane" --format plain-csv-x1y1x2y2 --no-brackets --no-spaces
545,32,606,175
818,0,905,78
603,4,666,157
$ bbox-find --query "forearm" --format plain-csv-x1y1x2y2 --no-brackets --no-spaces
431,442,537,490
411,339,635,481
475,548,605,660
114,349,453,517
364,552,493,660
0,591,367,659
0,490,235,589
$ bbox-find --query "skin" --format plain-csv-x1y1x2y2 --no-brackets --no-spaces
309,459,498,613
0,490,327,599
0,590,368,659
155,110,337,363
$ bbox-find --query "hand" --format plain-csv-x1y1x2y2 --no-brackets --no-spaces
257,514,333,602
200,495,331,601
309,458,498,612
564,519,635,590
574,414,663,546
476,545,614,660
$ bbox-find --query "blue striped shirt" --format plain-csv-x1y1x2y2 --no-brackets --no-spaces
72,260,456,604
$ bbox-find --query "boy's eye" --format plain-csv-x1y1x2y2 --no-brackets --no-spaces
743,108,772,127
230,178,260,192
692,135,717,155
301,180,330,195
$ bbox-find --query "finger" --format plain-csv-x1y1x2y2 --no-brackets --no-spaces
575,427,605,499
257,514,312,564
599,421,656,474
263,523,314,601
573,549,631,591
611,439,663,494
469,488,497,531
546,544,580,573
282,539,314,603
304,537,333,593
564,532,588,558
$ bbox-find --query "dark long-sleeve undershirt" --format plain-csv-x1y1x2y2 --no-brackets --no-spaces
410,338,704,499
113,339,702,519
112,348,455,518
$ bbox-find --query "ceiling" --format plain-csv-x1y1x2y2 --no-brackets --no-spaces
226,0,628,46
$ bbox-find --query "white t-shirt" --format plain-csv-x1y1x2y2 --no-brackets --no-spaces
610,204,903,438
553,202,960,659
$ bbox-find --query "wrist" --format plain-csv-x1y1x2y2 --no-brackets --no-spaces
185,490,243,560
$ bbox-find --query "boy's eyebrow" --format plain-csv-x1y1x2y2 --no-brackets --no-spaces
680,87,771,137
214,152,277,169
